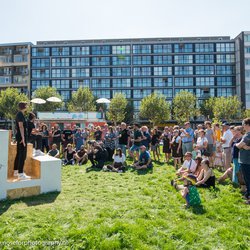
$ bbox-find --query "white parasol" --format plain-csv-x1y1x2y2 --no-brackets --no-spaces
46,96,62,103
96,98,110,104
30,98,46,104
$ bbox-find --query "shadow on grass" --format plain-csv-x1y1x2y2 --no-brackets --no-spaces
0,191,60,216
190,205,206,215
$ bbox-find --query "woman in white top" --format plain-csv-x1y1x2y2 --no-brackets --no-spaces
104,148,126,172
196,129,208,157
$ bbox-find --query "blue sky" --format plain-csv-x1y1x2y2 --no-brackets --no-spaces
1,0,249,44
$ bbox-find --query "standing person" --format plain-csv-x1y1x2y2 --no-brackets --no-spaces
220,123,233,170
180,122,194,156
236,118,250,204
118,122,130,157
153,126,161,157
141,126,151,150
205,121,215,165
13,102,31,180
94,126,103,142
41,124,49,153
52,124,61,153
74,128,84,151
213,123,222,147
129,123,142,162
170,130,182,169
151,128,160,161
48,127,54,150
196,130,208,157
104,126,117,161
161,126,172,162
62,125,73,151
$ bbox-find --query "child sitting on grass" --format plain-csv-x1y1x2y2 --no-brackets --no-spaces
181,174,201,208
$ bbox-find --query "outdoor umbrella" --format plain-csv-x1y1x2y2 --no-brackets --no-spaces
46,96,62,103
96,98,110,104
30,98,46,104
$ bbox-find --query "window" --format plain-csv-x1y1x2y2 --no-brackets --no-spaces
92,90,110,98
153,44,172,53
216,43,234,52
59,90,70,100
175,66,193,75
133,89,151,98
92,46,110,55
91,79,110,88
246,94,250,102
244,35,250,42
0,76,11,84
51,69,70,78
174,43,193,53
14,55,28,63
216,54,235,63
216,65,235,75
217,88,234,97
112,78,131,88
51,58,70,67
245,70,250,78
32,47,50,57
153,77,173,87
51,47,70,56
32,58,50,67
245,58,250,65
112,56,130,65
71,68,89,77
112,45,130,54
195,66,214,75
195,43,214,52
175,77,194,87
154,67,172,76
153,56,172,65
133,67,151,76
196,77,214,86
112,89,131,98
196,88,215,98
174,55,193,64
245,47,250,53
92,67,110,77
31,80,50,89
32,69,50,78
51,80,70,89
92,57,110,66
133,45,151,54
133,100,141,110
112,67,130,77
72,57,90,67
175,89,194,95
154,89,173,98
133,56,151,65
195,55,214,64
133,78,151,87
217,77,234,86
72,79,90,89
71,46,89,55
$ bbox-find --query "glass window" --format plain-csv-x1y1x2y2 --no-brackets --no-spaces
196,77,214,86
92,45,110,55
59,90,70,100
216,43,235,52
245,58,250,65
244,35,250,42
133,89,151,98
195,55,214,64
51,58,70,67
175,66,193,75
32,47,50,57
71,68,90,77
112,56,130,65
0,76,11,84
195,66,214,75
112,45,130,54
72,79,90,89
153,56,172,65
153,77,173,87
92,67,110,77
154,89,173,98
216,54,235,63
217,77,234,86
92,90,110,98
133,45,151,54
245,47,250,53
112,78,131,88
174,43,193,53
31,80,49,89
51,47,70,56
153,44,172,53
14,55,28,63
246,94,250,102
175,77,194,87
154,67,172,76
51,69,70,78
133,67,151,76
112,89,131,98
112,67,130,77
175,89,194,95
133,78,151,87
195,43,214,52
92,57,110,66
133,56,151,65
216,65,235,75
71,57,90,67
32,58,50,67
245,70,250,78
32,69,50,78
196,88,215,98
51,80,70,89
91,79,110,88
133,100,141,110
71,46,89,55
217,88,234,97
174,55,193,64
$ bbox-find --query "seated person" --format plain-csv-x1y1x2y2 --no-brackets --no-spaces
196,160,215,188
177,152,197,176
63,144,76,165
48,144,60,158
133,145,153,170
74,145,88,165
192,144,202,160
104,148,126,172
87,140,106,169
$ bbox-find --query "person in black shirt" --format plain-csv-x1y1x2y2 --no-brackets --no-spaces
14,102,31,180
62,125,73,151
118,122,130,157
52,124,61,153
129,123,142,162
27,112,36,146
94,126,103,142
63,144,76,165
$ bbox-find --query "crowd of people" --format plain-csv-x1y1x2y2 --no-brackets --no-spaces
14,102,250,207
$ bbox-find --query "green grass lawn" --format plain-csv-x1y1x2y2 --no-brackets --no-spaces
0,157,249,250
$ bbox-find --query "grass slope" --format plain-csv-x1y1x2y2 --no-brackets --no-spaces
0,158,249,250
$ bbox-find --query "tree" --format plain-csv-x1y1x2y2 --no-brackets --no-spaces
213,96,242,122
106,93,127,125
67,87,96,112
172,90,198,124
199,97,215,120
139,93,171,126
124,101,134,124
243,109,250,118
0,88,30,131
32,86,63,112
